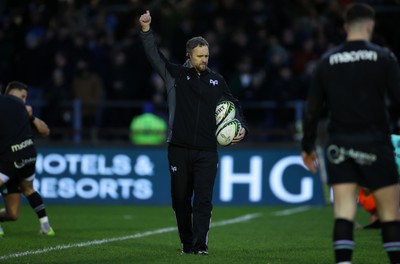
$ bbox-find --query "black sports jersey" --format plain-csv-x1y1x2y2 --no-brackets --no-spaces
302,40,400,153
0,95,37,162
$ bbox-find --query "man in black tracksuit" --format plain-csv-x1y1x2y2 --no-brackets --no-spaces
301,4,400,264
139,11,247,255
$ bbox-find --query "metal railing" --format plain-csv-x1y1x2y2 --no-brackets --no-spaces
28,99,305,145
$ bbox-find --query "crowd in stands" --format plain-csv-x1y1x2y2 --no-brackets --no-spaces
0,0,399,143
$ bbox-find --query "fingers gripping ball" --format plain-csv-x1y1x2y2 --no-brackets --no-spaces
215,100,236,127
216,118,241,146
358,188,377,213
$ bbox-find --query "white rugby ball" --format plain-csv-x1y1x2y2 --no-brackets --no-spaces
215,100,236,127
216,118,241,146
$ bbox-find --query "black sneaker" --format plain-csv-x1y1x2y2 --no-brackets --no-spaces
181,245,193,255
195,250,208,256
363,219,381,229
181,250,193,255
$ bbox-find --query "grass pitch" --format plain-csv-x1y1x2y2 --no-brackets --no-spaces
0,204,386,264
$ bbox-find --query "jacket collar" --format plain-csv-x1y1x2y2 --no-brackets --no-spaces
183,59,211,76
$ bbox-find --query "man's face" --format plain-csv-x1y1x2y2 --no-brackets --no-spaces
189,45,209,72
8,89,28,103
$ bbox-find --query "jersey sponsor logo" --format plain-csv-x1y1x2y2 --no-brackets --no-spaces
329,50,378,65
326,144,377,165
170,165,177,172
14,156,37,169
210,79,219,86
10,138,34,152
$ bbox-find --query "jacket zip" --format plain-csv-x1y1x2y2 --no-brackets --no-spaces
193,74,202,145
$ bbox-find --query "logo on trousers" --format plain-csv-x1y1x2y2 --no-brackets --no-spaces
14,156,37,169
170,165,177,172
326,144,377,165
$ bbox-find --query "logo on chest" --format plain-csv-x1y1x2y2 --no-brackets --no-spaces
210,79,219,86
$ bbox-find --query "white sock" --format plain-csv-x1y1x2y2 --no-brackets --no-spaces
39,216,50,232
337,262,352,264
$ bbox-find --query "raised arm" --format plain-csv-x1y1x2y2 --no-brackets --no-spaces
138,10,176,91
139,10,151,32
26,105,50,137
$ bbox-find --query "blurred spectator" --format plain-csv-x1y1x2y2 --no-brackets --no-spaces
291,37,318,75
129,103,167,145
0,0,399,142
71,59,103,134
69,33,90,71
220,27,251,81
0,27,14,84
229,55,266,126
266,66,302,130
266,35,290,67
102,49,137,130
229,55,263,101
42,68,71,139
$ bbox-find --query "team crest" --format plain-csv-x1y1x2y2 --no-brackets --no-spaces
210,79,218,86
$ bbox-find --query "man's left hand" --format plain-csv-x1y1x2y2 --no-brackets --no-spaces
231,128,246,144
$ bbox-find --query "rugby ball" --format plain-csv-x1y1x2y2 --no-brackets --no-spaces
215,100,236,127
216,118,241,146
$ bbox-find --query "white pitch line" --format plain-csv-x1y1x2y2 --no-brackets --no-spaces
212,213,262,227
271,206,311,216
0,213,261,261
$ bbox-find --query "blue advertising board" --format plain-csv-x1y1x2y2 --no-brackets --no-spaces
216,149,325,205
31,146,325,205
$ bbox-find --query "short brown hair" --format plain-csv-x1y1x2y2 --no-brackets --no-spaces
186,36,209,56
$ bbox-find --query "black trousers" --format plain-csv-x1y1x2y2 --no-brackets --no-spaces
168,144,218,252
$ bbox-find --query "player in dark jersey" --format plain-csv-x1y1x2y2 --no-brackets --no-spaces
0,81,54,237
301,3,400,264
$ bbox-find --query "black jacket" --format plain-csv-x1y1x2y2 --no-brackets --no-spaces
140,29,247,151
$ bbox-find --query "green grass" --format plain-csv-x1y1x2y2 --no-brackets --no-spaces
0,205,386,264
